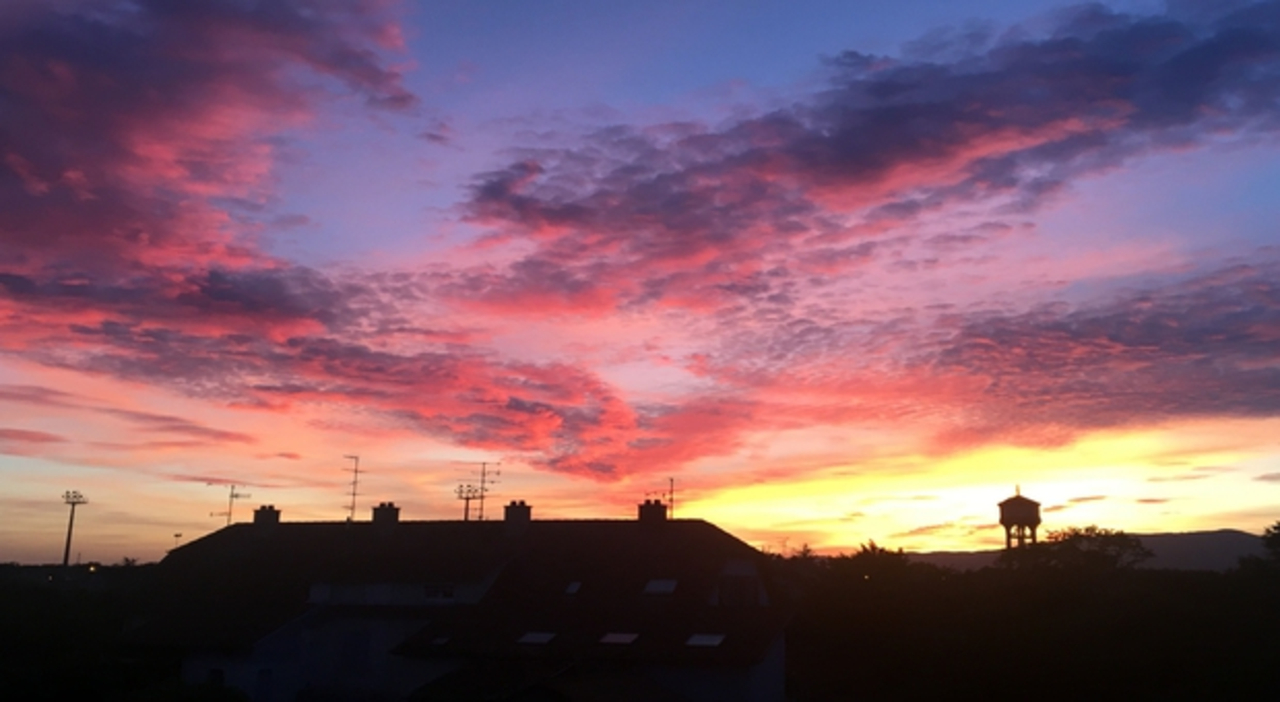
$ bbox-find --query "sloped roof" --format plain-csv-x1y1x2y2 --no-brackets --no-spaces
134,518,785,659
397,520,786,666
134,520,516,650
998,494,1040,507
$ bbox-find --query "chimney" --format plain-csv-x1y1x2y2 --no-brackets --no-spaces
638,499,667,524
504,500,532,525
372,501,400,526
253,505,280,526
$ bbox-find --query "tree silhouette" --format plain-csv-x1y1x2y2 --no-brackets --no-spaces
1263,520,1280,561
998,525,1152,571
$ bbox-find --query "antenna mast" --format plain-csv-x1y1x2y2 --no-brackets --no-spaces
669,477,675,519
477,461,500,520
344,455,361,521
209,484,250,526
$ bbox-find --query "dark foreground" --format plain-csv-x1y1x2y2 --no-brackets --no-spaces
4,550,1279,701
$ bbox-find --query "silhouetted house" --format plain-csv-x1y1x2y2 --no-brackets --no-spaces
999,491,1041,549
135,501,787,701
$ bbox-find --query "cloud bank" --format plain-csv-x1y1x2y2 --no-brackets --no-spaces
2,1,1279,481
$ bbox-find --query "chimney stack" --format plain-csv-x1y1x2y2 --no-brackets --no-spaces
504,500,532,525
253,505,280,526
638,499,667,524
372,501,400,526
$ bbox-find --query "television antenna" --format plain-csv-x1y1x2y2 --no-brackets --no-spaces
644,477,676,519
209,484,250,526
474,461,499,520
344,455,362,521
455,483,481,521
62,490,87,567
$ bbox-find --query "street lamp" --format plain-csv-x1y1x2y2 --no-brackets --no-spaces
62,490,87,567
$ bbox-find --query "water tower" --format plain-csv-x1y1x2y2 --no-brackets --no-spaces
999,489,1041,549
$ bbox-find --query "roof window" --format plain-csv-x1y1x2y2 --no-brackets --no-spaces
600,632,639,644
686,634,726,647
517,631,555,644
644,578,677,594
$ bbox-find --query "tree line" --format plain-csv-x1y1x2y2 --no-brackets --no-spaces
781,521,1280,700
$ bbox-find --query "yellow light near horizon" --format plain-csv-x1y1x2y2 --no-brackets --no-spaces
684,419,1280,554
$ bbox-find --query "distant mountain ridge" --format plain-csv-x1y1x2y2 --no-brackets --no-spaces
909,529,1266,572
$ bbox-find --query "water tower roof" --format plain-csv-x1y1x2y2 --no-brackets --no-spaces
999,494,1040,507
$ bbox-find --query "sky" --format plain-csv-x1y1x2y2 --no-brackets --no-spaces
2,0,1279,563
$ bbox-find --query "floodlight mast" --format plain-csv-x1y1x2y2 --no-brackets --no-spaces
62,490,87,567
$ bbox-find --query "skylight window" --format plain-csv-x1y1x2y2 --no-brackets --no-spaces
600,632,639,644
644,578,677,594
686,634,725,647
517,631,555,644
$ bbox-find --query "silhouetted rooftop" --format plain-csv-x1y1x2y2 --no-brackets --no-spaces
136,517,785,666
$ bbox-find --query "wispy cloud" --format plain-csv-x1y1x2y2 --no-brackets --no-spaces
1,0,1278,488
459,2,1280,315
0,428,67,444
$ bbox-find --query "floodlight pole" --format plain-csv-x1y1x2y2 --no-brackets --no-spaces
62,490,87,567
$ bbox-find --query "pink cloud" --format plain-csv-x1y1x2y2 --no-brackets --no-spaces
2,1,1279,489
0,427,67,443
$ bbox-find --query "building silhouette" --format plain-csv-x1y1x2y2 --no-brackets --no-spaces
999,490,1041,549
135,500,787,701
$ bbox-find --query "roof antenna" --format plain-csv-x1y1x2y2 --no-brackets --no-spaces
1016,484,1021,497
456,461,500,520
209,483,250,526
477,461,500,521
644,478,676,518
344,455,361,521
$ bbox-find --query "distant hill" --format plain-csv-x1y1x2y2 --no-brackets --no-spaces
909,529,1265,572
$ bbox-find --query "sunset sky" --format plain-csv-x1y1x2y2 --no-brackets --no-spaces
3,0,1279,564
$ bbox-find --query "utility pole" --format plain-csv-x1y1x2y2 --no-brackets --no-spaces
344,455,361,521
209,484,250,526
62,490,87,567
